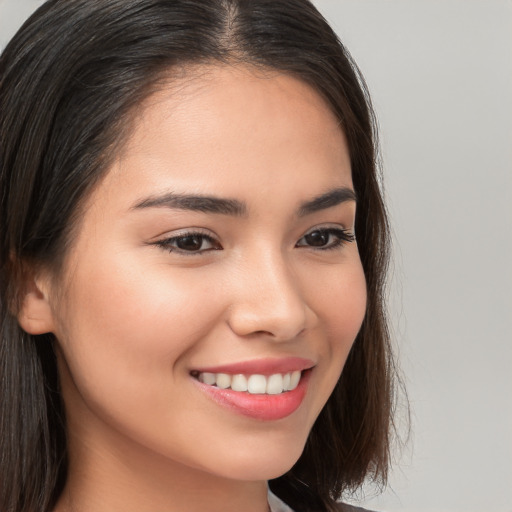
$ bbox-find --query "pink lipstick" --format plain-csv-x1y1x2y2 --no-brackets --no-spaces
192,357,314,376
191,357,313,420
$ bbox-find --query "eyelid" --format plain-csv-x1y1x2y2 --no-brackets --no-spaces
152,228,222,255
296,225,355,250
152,226,215,240
149,224,355,255
299,223,355,238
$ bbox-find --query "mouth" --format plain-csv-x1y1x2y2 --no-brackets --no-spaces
190,370,303,395
189,358,314,421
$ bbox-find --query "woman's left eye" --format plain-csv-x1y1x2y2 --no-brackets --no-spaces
296,227,355,250
155,233,221,254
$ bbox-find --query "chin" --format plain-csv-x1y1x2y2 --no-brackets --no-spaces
210,436,307,482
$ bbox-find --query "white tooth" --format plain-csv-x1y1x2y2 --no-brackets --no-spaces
247,374,267,394
231,374,248,392
201,372,216,385
288,370,301,391
283,372,291,391
216,373,232,389
266,373,284,395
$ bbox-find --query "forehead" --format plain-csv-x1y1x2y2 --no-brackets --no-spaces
96,64,352,210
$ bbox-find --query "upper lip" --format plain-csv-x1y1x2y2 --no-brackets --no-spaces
191,357,315,376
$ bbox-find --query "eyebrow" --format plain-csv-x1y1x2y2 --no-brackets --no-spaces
131,186,356,217
297,187,357,217
132,192,247,216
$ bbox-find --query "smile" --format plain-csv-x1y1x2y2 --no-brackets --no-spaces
191,359,313,421
193,370,302,395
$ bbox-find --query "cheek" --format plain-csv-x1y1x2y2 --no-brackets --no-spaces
315,261,367,348
60,250,215,338
51,258,232,464
52,256,222,406
306,259,367,390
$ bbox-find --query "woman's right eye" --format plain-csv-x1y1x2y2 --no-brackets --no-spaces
154,232,222,254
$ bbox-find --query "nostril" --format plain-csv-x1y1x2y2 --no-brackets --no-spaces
253,330,273,337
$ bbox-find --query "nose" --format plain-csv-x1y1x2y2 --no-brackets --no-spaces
226,251,316,341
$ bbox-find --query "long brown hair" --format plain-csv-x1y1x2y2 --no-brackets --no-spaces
0,1,397,510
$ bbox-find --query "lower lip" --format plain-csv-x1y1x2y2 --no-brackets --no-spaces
194,370,311,421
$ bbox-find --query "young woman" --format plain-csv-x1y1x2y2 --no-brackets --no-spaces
0,1,396,511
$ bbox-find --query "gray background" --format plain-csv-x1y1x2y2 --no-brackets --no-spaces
1,1,511,511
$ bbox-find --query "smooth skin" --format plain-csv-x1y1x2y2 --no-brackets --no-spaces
18,65,367,512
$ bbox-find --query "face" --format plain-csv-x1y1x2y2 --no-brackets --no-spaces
45,65,367,483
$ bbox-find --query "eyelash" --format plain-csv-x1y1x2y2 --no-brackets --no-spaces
296,227,355,251
154,227,355,255
154,231,220,255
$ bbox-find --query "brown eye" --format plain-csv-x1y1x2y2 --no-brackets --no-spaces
304,230,329,247
176,235,206,251
156,232,221,254
296,228,355,250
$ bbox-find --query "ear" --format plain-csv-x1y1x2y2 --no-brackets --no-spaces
16,268,56,335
